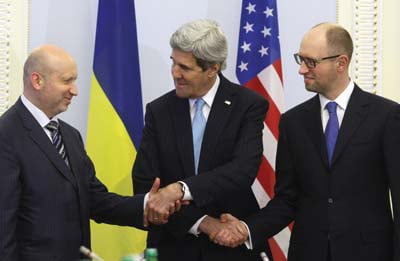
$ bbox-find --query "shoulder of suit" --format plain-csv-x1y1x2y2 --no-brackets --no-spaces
146,89,176,108
219,74,267,104
360,88,397,107
0,102,21,133
282,94,317,118
58,119,81,135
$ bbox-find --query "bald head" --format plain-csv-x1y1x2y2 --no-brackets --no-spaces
297,23,353,100
23,45,76,88
307,23,353,61
23,45,78,118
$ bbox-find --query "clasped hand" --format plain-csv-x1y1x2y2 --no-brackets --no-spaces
200,214,249,248
144,179,188,226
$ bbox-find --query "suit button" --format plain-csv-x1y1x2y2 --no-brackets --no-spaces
328,198,334,204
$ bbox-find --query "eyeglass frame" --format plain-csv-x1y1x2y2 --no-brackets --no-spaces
293,53,342,68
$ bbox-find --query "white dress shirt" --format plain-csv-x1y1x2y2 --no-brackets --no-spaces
20,94,59,141
181,75,220,235
319,80,354,131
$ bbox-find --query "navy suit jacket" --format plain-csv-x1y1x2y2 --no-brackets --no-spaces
246,85,400,261
0,99,145,261
132,74,271,261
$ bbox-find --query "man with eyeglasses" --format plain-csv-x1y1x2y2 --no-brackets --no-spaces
210,22,400,261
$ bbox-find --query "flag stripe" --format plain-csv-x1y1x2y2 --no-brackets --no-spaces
268,238,288,261
236,0,290,259
93,0,143,147
256,157,276,200
251,178,270,208
245,76,280,139
258,65,284,112
262,123,277,171
87,0,146,259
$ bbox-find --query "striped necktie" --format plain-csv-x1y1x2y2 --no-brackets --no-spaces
46,120,69,166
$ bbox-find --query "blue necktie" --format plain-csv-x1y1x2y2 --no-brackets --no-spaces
192,98,206,175
325,102,339,165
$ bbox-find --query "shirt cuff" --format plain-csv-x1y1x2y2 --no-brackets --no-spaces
178,181,193,201
143,193,149,210
241,221,253,250
188,215,208,236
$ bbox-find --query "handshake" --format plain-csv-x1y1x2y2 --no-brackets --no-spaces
143,178,249,248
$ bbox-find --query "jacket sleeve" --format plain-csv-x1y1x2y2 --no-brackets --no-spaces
383,104,400,260
245,113,297,249
0,131,20,260
69,130,146,230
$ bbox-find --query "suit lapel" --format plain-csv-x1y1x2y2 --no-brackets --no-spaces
304,95,329,166
198,77,235,173
169,95,196,177
16,100,78,188
331,85,369,165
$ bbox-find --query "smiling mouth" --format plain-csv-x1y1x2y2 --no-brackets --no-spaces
175,81,187,88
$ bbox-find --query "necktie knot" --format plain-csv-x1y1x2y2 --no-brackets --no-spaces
46,120,60,140
326,101,337,114
45,120,59,132
195,98,205,112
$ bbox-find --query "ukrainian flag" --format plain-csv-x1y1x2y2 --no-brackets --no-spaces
86,0,145,259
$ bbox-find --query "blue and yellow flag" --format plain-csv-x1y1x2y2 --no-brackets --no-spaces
86,0,145,259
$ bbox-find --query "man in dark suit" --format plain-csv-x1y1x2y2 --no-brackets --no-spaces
0,45,168,261
212,23,400,261
132,19,272,261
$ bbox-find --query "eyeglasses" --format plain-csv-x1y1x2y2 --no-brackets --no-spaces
293,53,341,68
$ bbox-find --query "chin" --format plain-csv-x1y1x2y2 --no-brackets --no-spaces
175,90,189,99
305,85,317,93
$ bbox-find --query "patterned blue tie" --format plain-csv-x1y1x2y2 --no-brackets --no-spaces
325,102,339,165
46,120,69,166
192,98,206,175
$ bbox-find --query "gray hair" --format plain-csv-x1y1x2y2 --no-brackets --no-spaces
170,19,228,71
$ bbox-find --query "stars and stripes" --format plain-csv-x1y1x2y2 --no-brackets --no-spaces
236,1,289,260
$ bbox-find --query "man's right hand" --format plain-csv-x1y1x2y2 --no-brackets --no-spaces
199,215,249,248
144,180,188,226
208,214,249,248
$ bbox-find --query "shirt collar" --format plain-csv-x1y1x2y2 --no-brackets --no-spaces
21,94,59,127
189,74,220,108
319,79,354,111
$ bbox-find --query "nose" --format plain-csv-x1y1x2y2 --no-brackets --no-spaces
70,83,78,96
171,64,182,79
298,61,309,75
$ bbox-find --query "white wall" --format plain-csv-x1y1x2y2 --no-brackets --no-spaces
29,0,336,140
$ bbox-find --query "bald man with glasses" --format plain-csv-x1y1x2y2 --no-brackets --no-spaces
211,22,400,261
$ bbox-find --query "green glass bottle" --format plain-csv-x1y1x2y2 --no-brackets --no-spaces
145,248,158,261
120,253,144,261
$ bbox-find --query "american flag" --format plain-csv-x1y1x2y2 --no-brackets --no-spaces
236,1,290,260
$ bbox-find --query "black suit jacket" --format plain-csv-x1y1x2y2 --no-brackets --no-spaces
0,99,145,261
132,74,271,261
246,85,400,261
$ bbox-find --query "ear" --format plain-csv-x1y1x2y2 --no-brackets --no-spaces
207,63,220,78
30,72,43,90
336,55,349,72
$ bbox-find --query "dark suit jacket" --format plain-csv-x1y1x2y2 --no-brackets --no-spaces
246,85,400,261
0,99,145,261
132,74,271,261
